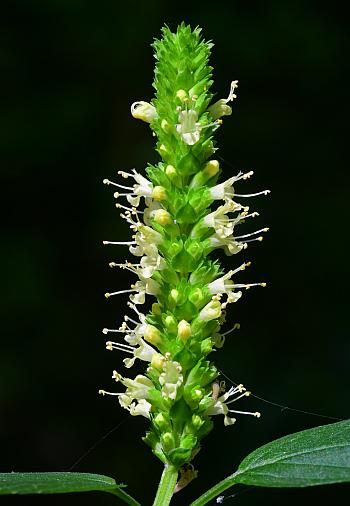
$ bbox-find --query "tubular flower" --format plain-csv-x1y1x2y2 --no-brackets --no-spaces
100,24,268,472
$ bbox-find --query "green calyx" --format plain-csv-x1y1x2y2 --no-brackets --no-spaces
101,23,268,472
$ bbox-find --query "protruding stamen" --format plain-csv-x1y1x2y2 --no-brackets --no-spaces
106,340,134,352
244,236,264,243
102,328,125,334
98,390,121,396
124,315,138,325
226,391,251,405
234,190,271,198
103,240,136,246
115,203,143,214
229,409,261,418
221,323,240,337
103,179,134,190
105,289,136,298
118,170,133,178
226,80,239,102
234,227,269,240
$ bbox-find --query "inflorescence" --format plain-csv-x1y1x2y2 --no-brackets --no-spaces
99,24,269,470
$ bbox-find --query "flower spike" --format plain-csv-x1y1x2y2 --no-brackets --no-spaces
100,23,268,471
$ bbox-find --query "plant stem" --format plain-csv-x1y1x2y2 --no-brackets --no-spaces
189,471,240,506
152,465,178,506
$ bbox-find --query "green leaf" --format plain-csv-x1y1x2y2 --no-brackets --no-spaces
190,420,350,506
0,472,140,505
236,419,350,487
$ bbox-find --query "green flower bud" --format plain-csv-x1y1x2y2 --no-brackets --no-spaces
161,432,176,452
164,314,178,334
154,413,171,432
180,434,197,450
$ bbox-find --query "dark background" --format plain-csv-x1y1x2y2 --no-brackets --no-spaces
1,0,349,505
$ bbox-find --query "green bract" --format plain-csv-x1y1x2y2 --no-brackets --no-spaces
101,23,269,473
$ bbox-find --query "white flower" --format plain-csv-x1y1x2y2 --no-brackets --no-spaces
129,278,160,305
99,373,154,419
175,100,221,146
207,80,238,120
159,359,183,400
130,225,163,257
207,263,249,296
203,202,252,239
131,101,158,123
129,399,152,418
139,254,166,278
199,299,222,321
105,330,159,368
209,171,253,201
123,374,154,399
123,336,158,368
176,109,201,145
209,233,247,256
204,384,261,426
109,169,153,208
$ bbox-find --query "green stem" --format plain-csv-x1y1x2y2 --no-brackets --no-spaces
152,465,178,506
189,471,240,506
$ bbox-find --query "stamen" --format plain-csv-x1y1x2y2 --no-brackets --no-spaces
234,190,271,198
124,315,139,325
102,328,125,334
229,409,261,418
103,240,136,245
118,170,133,178
127,301,146,321
244,237,264,243
226,391,251,405
227,282,266,290
98,390,121,396
103,179,134,190
221,323,240,337
226,80,239,102
113,192,134,197
105,289,136,298
106,340,134,352
234,227,269,240
115,203,143,214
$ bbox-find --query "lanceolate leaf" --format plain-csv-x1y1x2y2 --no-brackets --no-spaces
0,472,140,505
190,420,350,506
236,418,350,487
